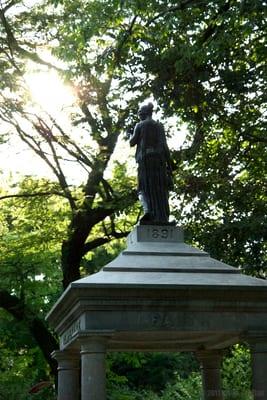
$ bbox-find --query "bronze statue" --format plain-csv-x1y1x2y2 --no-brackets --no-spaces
129,103,173,225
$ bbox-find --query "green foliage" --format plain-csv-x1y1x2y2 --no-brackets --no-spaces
106,346,253,400
160,373,202,400
222,345,252,400
172,122,267,276
106,352,201,399
0,310,55,400
107,372,202,400
109,352,199,392
82,238,126,274
0,177,67,309
0,176,68,394
108,385,156,400
0,0,266,396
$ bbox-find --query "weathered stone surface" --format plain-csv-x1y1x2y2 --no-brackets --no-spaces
47,225,267,354
47,225,267,400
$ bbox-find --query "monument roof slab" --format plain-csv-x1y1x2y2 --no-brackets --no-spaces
46,225,267,351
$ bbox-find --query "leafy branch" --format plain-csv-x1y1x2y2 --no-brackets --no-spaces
0,3,63,71
146,0,201,26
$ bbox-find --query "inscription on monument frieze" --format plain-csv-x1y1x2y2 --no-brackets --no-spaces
138,312,179,329
62,318,81,346
151,312,175,328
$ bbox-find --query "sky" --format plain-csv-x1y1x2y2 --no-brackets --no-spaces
0,63,188,188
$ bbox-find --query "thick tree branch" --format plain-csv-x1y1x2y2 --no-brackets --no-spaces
82,228,129,257
82,123,119,206
100,178,114,201
82,237,111,255
0,289,25,320
0,290,58,376
61,186,137,289
198,1,232,46
80,103,99,132
61,205,118,288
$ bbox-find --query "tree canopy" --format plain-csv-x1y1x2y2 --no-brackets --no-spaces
0,0,266,397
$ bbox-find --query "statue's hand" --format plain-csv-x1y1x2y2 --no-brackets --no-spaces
125,127,134,140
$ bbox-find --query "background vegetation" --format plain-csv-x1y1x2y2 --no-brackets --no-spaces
0,0,266,398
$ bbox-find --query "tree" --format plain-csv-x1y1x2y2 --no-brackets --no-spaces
1,0,265,283
0,0,143,290
0,174,136,396
140,0,267,275
0,0,266,393
0,177,68,379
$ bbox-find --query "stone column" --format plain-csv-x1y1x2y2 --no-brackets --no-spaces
80,337,107,400
197,350,224,400
52,349,80,400
249,337,267,400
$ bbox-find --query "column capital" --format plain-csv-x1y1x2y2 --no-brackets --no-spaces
246,331,267,352
80,336,110,354
51,349,80,370
52,349,80,400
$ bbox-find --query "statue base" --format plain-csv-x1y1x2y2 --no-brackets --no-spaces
139,213,176,226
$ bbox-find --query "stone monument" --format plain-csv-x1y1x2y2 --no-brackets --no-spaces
47,224,267,400
47,103,267,399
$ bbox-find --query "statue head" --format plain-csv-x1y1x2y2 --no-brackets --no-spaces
138,102,154,120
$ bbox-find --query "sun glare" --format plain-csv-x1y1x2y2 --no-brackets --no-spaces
25,69,75,114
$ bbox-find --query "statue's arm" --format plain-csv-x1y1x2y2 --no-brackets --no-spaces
129,123,141,147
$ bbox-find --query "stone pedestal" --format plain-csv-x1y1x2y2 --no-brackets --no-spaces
197,350,224,400
52,350,80,400
80,338,107,400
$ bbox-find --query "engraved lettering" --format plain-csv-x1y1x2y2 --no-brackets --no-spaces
161,229,168,239
152,313,161,326
62,319,81,345
151,313,174,328
143,226,178,242
152,228,159,238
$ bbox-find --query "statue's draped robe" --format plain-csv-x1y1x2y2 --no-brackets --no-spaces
130,118,171,223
